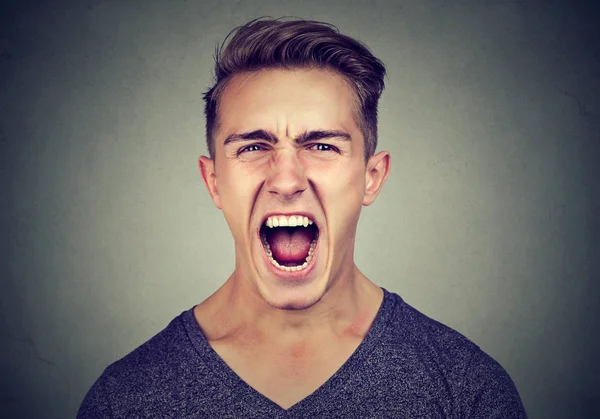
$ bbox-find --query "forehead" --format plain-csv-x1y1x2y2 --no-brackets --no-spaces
217,68,359,138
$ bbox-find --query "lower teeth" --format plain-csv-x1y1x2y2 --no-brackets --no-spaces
262,238,317,272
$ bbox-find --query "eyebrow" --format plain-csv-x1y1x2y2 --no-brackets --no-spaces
223,129,351,146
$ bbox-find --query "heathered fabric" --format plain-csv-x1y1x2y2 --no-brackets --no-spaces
78,288,527,418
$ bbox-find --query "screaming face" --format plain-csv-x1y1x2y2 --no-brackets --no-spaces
199,68,389,310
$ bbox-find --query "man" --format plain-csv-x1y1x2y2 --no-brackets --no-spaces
78,18,527,418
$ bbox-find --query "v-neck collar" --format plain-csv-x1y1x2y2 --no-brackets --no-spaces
182,287,398,415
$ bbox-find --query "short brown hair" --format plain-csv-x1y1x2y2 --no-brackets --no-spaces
203,17,386,161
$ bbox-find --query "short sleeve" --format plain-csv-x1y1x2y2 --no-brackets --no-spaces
460,348,528,418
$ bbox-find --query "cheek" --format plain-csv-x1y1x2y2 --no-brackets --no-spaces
337,164,365,201
218,170,259,234
219,166,258,201
315,162,365,220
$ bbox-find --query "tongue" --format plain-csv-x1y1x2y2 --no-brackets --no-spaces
269,228,313,263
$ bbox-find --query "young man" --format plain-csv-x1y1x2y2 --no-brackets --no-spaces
79,18,527,418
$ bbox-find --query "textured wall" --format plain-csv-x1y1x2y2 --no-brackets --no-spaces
1,1,598,418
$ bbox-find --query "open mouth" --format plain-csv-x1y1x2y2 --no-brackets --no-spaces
259,215,319,272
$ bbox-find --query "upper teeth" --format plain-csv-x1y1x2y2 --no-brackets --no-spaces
265,215,313,228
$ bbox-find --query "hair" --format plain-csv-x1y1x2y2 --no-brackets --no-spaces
203,17,387,162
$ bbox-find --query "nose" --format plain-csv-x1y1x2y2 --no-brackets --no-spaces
265,149,308,200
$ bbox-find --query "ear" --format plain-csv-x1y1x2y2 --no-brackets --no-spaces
198,156,222,209
363,151,391,206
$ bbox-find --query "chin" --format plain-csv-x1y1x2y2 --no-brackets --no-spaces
259,282,328,311
242,212,335,309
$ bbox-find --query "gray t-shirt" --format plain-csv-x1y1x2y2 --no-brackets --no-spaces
78,287,527,418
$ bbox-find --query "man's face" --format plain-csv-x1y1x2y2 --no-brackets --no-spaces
200,68,386,310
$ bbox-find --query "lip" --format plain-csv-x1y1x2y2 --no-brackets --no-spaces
256,211,321,282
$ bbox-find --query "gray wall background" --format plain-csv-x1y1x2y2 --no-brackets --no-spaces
1,0,598,418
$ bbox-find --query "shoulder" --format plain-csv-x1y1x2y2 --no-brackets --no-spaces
78,309,204,417
381,292,527,417
105,310,193,381
385,293,482,370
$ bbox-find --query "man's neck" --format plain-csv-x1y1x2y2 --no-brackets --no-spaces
195,265,383,347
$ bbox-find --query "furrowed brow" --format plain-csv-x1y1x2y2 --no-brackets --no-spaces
222,129,351,146
294,130,351,145
223,129,278,146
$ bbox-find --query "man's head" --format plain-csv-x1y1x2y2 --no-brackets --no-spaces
203,17,386,163
198,18,390,311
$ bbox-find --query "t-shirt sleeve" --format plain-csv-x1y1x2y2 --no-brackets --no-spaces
460,348,528,418
77,373,113,419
